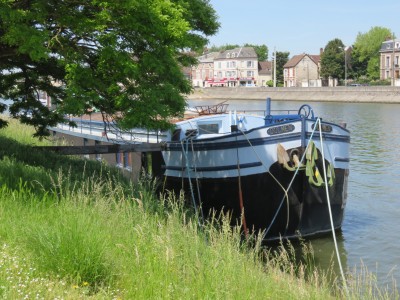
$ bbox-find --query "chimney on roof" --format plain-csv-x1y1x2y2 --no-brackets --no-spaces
320,48,324,55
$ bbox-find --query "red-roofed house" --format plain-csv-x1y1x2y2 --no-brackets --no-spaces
283,54,321,87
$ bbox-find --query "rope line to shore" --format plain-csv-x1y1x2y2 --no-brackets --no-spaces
238,120,319,240
317,118,349,295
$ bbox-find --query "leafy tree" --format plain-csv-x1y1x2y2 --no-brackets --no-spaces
275,51,289,86
352,26,392,80
207,44,240,53
0,0,219,137
207,43,268,61
320,38,345,79
244,44,268,61
348,47,368,80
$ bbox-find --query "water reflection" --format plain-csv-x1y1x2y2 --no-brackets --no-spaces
309,231,348,277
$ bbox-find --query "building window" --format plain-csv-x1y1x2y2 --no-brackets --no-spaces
386,70,390,79
247,61,253,68
232,61,236,68
396,56,399,66
218,62,221,69
247,71,254,77
386,56,390,68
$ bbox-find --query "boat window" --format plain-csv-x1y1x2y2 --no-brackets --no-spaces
198,123,220,134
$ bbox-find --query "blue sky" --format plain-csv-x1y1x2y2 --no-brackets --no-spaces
207,0,399,59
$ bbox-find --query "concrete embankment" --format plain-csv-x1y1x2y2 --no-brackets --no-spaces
187,86,400,103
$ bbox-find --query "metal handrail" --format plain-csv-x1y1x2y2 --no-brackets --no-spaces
234,109,297,116
59,116,166,143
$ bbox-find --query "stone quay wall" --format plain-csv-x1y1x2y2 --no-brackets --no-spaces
187,86,400,103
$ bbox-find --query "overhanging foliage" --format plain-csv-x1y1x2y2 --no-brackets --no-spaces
0,0,219,137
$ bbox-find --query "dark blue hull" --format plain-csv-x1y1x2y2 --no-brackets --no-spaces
163,162,348,241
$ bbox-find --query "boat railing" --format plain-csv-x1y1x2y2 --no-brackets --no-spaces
195,101,229,115
55,115,166,143
235,109,299,117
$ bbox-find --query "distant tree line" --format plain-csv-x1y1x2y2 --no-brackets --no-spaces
319,26,393,84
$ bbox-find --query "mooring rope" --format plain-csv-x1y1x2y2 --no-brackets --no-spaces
190,138,205,225
235,134,249,237
238,130,290,236
316,118,349,295
238,118,322,240
238,130,288,197
180,139,201,225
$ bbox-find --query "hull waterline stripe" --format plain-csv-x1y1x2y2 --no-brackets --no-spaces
334,157,350,162
164,161,263,172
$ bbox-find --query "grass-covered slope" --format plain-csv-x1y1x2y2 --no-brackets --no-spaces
0,118,395,299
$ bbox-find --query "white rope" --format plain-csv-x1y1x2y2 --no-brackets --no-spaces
260,121,320,239
190,139,205,224
182,117,349,294
317,118,349,295
238,130,288,196
180,139,200,224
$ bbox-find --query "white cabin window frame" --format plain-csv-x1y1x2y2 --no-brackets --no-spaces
197,120,222,135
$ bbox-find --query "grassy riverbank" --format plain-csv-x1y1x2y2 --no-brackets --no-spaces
0,118,397,299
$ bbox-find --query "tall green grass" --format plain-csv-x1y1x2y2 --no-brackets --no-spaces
0,117,398,299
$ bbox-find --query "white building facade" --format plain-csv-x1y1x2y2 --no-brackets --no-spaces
212,47,259,87
379,39,400,86
191,47,259,87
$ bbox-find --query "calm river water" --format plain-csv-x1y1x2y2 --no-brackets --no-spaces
189,98,400,290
